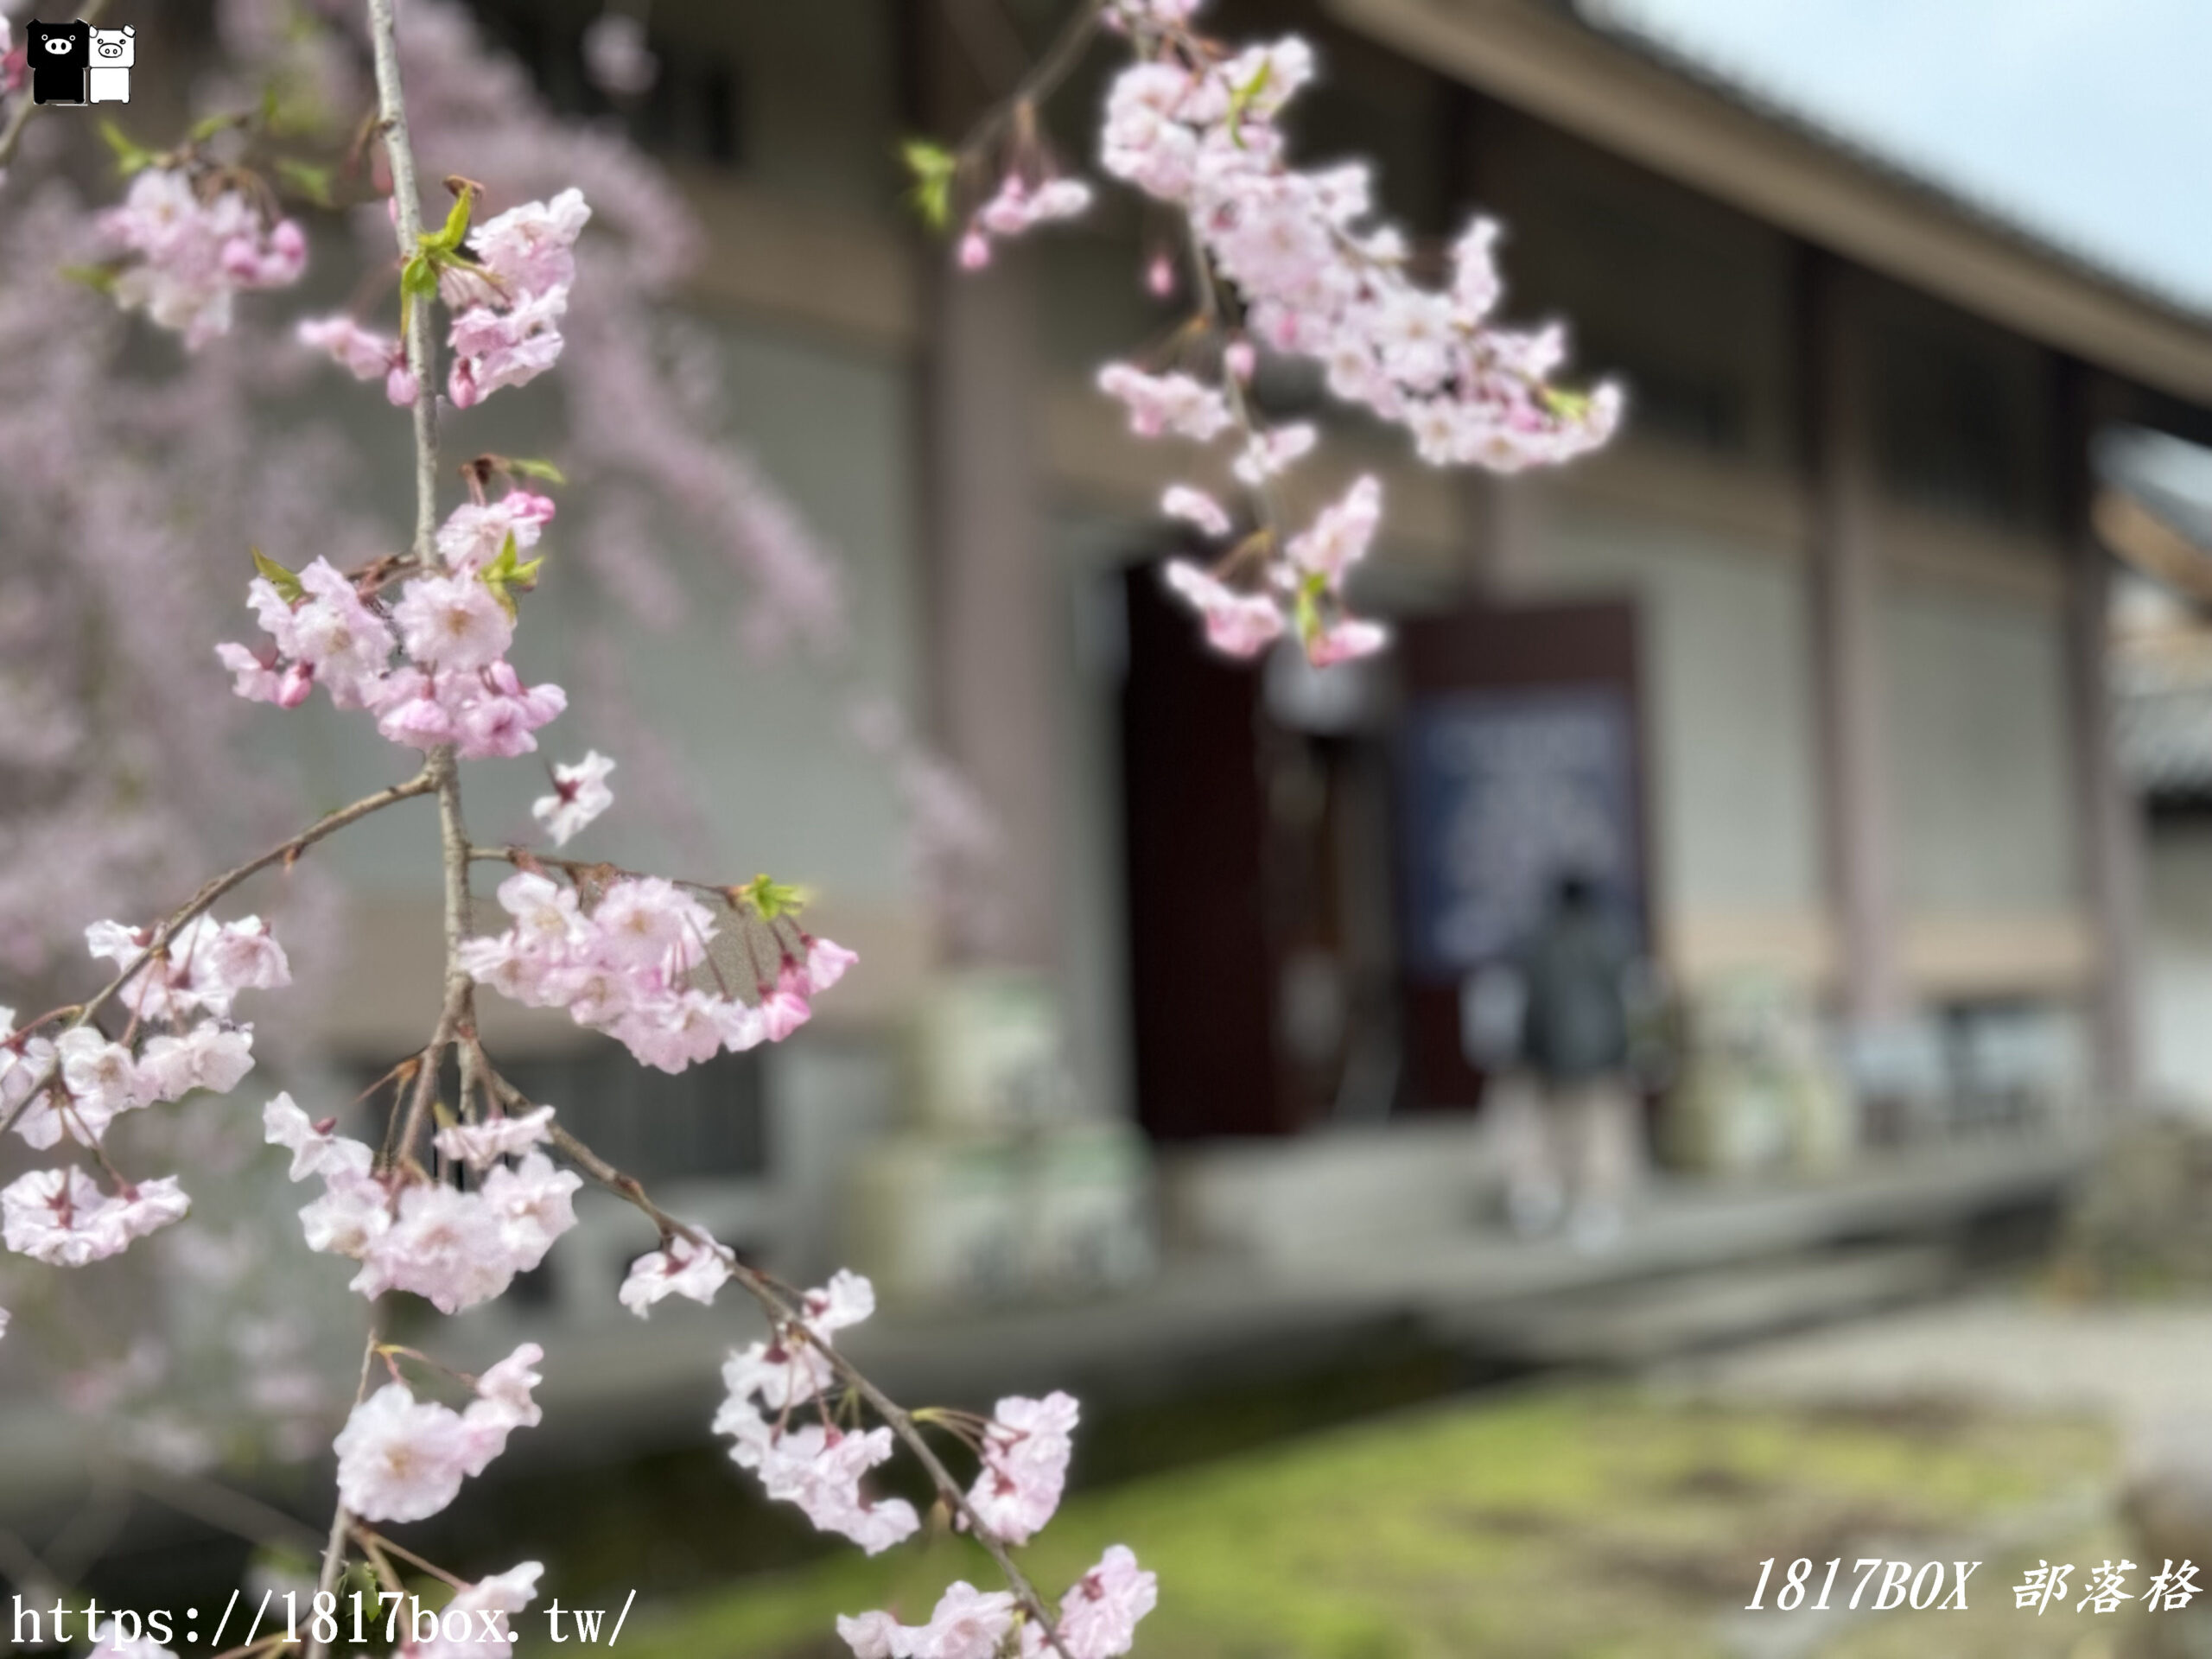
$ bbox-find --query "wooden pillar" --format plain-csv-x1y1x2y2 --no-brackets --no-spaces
916,18,1061,972
1804,253,1904,1027
2059,360,2143,1106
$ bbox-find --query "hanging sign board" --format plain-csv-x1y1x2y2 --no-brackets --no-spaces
1398,683,1646,982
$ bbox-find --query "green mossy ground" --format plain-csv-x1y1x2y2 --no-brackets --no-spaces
619,1384,2122,1659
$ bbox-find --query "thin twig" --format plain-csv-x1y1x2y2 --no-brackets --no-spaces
467,842,753,905
305,1325,382,1659
950,0,1106,156
366,0,438,567
73,770,435,1036
1184,220,1287,546
0,0,112,172
393,753,475,1167
349,1522,468,1589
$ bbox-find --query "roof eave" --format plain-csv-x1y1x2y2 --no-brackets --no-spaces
1325,0,2212,404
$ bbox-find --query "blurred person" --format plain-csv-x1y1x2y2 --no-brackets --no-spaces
1506,871,1643,1252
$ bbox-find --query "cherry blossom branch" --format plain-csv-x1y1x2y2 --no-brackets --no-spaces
365,0,437,565
964,0,1106,136
305,1322,383,1659
465,842,753,905
1183,222,1285,547
525,1100,1077,1658
0,766,439,1146
391,751,478,1167
63,769,435,1038
0,0,110,173
817,1344,1075,1659
305,6,458,1649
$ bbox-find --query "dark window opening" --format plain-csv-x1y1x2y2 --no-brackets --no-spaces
465,0,745,171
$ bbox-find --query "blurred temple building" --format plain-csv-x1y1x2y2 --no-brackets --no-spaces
207,0,2212,1409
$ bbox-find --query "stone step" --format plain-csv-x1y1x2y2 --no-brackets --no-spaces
1427,1242,1962,1366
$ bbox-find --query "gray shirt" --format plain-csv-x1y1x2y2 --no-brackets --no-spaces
1517,908,1634,1084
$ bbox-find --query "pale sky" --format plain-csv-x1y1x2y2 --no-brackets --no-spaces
1586,0,2212,315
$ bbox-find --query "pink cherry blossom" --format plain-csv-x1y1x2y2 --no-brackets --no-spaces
264,1092,375,1184
744,1421,919,1555
961,173,1094,268
86,912,292,1023
219,559,396,715
1306,615,1389,667
1161,485,1232,538
409,1562,543,1659
368,662,568,760
532,750,616,846
619,1231,735,1318
1096,364,1233,442
1096,41,1618,474
1,1167,188,1266
469,1344,546,1433
836,1611,905,1659
976,175,1094,239
333,1382,476,1523
0,1023,55,1116
136,1021,255,1103
110,1179,193,1245
2,1167,116,1264
471,188,592,300
440,188,591,410
448,288,569,407
963,1392,1078,1546
98,168,306,350
461,868,841,1069
758,988,811,1043
296,1167,392,1259
1285,475,1381,588
802,1267,875,1334
393,574,516,673
349,1182,516,1313
912,1584,1019,1659
437,491,557,575
434,1103,556,1169
456,1342,546,1476
1050,1547,1158,1659
297,315,413,407
36,1026,156,1147
1230,422,1316,485
478,1153,582,1273
804,936,858,993
1162,562,1283,657
592,875,713,969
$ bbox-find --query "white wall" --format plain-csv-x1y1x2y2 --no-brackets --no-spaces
1880,575,2078,913
1518,496,1827,963
2141,819,2212,1112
